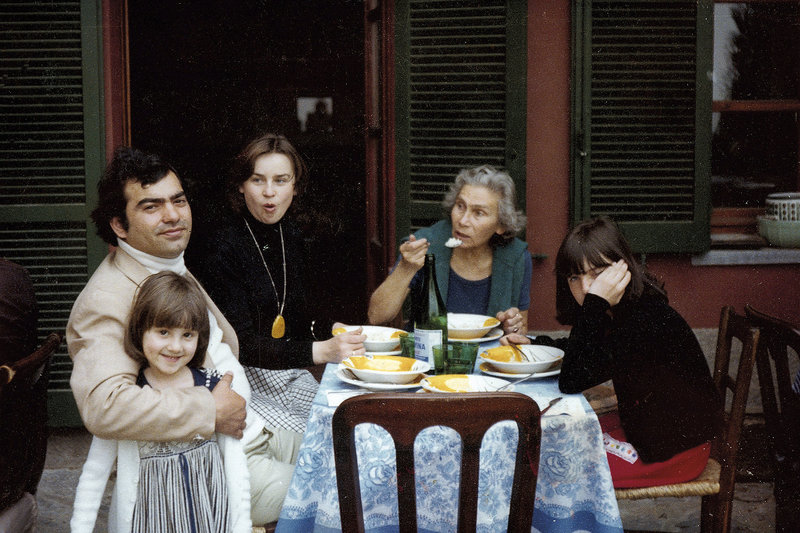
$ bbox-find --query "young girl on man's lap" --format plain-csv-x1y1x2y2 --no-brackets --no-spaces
71,271,251,532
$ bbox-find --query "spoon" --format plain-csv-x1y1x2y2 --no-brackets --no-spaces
509,342,531,362
340,367,361,381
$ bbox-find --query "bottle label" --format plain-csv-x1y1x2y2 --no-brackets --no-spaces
413,328,443,364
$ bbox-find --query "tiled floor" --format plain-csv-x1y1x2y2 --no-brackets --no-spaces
37,428,109,532
617,483,775,532
36,425,777,533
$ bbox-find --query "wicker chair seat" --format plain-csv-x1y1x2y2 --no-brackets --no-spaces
615,458,721,500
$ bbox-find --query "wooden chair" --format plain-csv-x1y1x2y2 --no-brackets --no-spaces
744,304,800,532
332,392,541,533
0,332,61,391
614,306,759,533
0,332,61,527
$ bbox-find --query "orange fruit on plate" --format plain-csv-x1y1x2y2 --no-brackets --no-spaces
390,330,405,339
482,317,500,327
332,327,347,335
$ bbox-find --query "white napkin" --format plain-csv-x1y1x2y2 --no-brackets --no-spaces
327,389,369,407
536,395,584,417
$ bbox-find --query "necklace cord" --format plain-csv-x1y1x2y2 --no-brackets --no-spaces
244,219,287,316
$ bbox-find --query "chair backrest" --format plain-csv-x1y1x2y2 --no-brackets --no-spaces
710,307,759,487
0,332,61,391
331,391,541,533
1,332,61,510
744,304,800,461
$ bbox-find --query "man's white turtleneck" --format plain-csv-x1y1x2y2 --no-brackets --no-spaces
116,238,264,442
117,239,188,276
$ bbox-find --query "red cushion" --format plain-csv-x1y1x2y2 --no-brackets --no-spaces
600,412,710,489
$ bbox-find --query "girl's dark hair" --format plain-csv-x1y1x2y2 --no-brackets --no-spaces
124,271,210,368
554,216,665,324
226,133,308,215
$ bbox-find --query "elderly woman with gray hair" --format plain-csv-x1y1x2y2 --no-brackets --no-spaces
368,165,531,334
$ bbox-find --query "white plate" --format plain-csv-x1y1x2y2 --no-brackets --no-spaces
448,328,503,343
336,365,426,391
365,349,402,356
478,361,561,379
421,374,513,393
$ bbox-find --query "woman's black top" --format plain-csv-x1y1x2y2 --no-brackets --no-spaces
551,291,722,463
193,213,331,369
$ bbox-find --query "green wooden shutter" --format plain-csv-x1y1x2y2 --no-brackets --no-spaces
395,0,526,237
0,0,106,426
572,0,712,253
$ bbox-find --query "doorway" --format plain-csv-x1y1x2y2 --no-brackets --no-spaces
127,0,367,323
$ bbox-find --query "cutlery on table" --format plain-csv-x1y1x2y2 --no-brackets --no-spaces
494,371,538,391
509,342,548,362
341,367,361,381
539,397,563,415
509,342,530,361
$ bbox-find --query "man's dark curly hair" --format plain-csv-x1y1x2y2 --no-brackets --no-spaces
91,147,179,245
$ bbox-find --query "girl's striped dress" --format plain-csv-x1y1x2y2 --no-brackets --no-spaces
132,367,230,533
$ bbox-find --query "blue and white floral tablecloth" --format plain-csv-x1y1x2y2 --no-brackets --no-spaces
275,361,623,533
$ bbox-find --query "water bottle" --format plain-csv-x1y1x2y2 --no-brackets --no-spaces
414,253,447,364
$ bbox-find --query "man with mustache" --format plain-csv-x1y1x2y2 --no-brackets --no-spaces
67,147,300,526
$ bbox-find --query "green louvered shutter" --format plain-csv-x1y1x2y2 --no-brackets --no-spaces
0,0,106,426
572,0,713,252
395,0,526,237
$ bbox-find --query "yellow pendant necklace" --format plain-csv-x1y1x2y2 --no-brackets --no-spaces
244,219,287,338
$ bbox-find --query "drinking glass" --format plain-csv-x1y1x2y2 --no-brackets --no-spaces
434,342,479,374
399,333,415,358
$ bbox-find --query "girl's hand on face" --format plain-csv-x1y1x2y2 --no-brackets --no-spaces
398,235,429,271
588,260,631,306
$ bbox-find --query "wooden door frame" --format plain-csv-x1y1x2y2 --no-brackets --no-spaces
105,0,391,309
102,0,131,158
364,0,396,297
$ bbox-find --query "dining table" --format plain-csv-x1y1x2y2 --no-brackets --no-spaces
275,338,624,533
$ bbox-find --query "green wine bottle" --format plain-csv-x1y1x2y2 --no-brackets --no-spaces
414,253,448,365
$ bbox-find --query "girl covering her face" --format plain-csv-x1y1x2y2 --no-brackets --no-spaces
554,216,665,325
517,217,721,490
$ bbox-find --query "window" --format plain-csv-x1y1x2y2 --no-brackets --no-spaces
0,0,105,425
571,0,713,253
711,2,800,210
573,0,800,252
394,0,527,238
